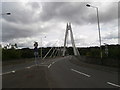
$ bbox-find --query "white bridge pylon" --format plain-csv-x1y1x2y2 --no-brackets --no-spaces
62,23,80,56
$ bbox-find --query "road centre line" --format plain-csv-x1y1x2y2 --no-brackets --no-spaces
0,70,16,75
71,69,91,77
0,72,11,75
29,65,35,68
25,67,31,69
25,65,35,68
39,65,48,66
107,82,120,88
2,64,48,75
47,60,61,68
48,64,52,68
2,60,60,75
52,62,55,64
26,64,48,68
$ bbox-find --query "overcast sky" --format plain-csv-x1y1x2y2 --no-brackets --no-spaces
1,0,119,48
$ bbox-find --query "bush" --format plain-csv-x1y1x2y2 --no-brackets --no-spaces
2,49,21,61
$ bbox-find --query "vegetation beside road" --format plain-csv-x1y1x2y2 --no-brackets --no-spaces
1,44,119,67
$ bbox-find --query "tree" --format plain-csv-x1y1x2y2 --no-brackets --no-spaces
3,43,18,50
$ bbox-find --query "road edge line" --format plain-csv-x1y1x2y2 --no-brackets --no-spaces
71,68,91,77
107,82,120,88
48,64,52,68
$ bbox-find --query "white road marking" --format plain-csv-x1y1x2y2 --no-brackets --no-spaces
48,64,52,68
52,62,55,64
107,82,120,88
47,60,61,68
2,64,49,75
0,72,11,75
38,65,48,67
26,64,48,68
1,70,16,75
30,65,35,67
11,70,15,73
2,72,12,75
71,69,91,77
26,67,31,69
2,59,60,75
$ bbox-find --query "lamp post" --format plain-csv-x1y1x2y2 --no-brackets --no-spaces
41,37,42,59
1,12,11,15
41,36,46,60
86,4,102,59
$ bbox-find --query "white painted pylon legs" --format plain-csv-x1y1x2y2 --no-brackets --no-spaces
63,23,80,56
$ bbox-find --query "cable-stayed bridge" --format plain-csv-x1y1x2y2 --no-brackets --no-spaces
42,22,80,60
2,23,119,88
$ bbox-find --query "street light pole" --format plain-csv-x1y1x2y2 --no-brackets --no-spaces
41,36,46,60
96,7,102,59
1,12,11,15
41,37,42,59
86,4,102,59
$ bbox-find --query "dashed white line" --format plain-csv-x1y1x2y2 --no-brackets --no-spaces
1,72,11,75
25,64,48,69
38,65,48,67
47,61,58,69
48,64,52,68
30,65,36,67
52,62,55,64
1,70,16,75
107,82,120,88
26,67,31,69
2,60,58,75
26,65,35,68
11,70,15,73
71,69,91,77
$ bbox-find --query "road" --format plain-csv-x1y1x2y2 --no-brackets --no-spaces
2,56,119,88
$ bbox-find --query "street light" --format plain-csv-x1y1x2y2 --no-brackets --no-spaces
41,36,46,60
1,12,11,15
86,4,90,7
86,4,102,59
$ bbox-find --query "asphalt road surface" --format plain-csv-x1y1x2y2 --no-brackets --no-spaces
2,56,119,88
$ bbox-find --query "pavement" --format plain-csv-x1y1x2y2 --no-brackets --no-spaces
2,56,119,88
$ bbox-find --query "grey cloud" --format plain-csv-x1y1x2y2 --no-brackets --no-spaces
100,2,118,23
40,2,118,25
66,37,86,46
17,40,33,48
2,21,34,42
39,2,66,21
45,41,57,47
27,2,41,9
2,2,117,25
2,19,55,42
2,2,39,24
2,20,44,42
1,2,118,47
103,35,118,40
103,32,118,40
40,2,88,24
